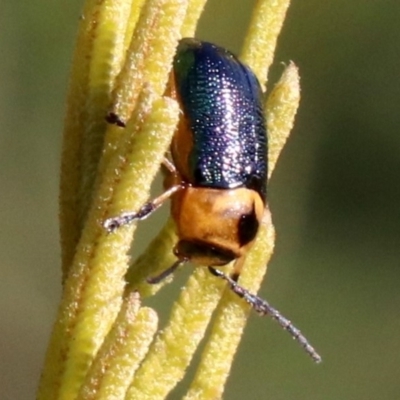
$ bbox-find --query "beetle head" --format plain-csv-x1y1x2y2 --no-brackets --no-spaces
172,187,265,266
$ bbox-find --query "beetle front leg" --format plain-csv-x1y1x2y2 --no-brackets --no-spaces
161,157,177,174
104,183,183,232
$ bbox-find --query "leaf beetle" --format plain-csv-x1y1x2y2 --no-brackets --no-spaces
105,38,321,363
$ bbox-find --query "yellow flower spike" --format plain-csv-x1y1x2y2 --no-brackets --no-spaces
125,267,227,400
47,0,303,398
123,0,147,52
76,294,158,400
185,33,300,400
59,0,114,279
184,217,275,400
99,0,189,178
110,0,189,124
78,0,135,227
181,0,208,37
59,94,180,400
125,218,178,296
37,91,180,400
266,62,300,179
39,88,150,400
241,0,291,90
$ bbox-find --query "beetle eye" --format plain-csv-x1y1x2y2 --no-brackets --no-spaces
237,205,259,246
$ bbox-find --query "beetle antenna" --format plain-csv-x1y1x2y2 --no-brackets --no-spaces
147,259,186,284
208,267,322,363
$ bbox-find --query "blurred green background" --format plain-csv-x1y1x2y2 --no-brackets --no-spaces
1,0,399,399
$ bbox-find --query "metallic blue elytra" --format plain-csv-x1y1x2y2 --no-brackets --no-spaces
172,38,268,201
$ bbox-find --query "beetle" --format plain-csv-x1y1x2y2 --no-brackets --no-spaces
105,38,321,363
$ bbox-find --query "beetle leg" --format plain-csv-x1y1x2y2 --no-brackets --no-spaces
208,267,322,363
104,183,184,232
162,157,177,174
229,256,245,282
146,259,186,284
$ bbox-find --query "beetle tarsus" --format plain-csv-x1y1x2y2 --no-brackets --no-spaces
134,203,157,219
104,213,136,232
208,267,322,363
104,203,159,232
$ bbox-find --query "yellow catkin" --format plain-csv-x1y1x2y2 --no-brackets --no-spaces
78,0,134,228
181,0,208,37
38,92,179,400
49,1,301,400
45,0,138,394
241,0,291,89
59,0,108,279
125,268,227,400
110,0,189,122
123,0,147,52
266,62,300,178
57,95,179,400
76,294,158,400
98,0,189,179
